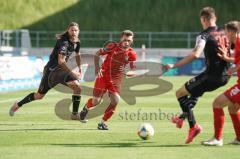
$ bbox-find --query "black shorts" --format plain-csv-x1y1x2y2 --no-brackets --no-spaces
37,66,78,94
185,72,230,97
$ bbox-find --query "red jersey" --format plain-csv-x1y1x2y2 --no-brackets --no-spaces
234,37,240,84
98,44,137,83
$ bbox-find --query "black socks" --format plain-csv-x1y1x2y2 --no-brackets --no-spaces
18,93,35,107
188,96,198,109
17,93,81,116
177,96,197,128
178,96,188,119
72,95,81,115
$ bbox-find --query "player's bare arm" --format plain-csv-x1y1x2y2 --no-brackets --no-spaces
166,45,204,69
218,47,236,76
75,53,81,73
58,54,80,79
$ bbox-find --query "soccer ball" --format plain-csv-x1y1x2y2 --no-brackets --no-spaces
137,123,154,140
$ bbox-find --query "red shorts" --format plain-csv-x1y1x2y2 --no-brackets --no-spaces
224,83,240,104
93,76,120,98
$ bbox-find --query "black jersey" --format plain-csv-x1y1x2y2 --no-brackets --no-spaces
197,26,230,77
46,35,80,69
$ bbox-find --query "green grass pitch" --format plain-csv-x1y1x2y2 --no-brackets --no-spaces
0,76,239,159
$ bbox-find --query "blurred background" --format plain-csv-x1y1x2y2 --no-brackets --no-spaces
0,0,239,92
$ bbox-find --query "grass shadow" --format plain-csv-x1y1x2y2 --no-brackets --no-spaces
0,128,96,132
51,142,190,148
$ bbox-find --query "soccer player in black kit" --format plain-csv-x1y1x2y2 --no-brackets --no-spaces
165,7,230,144
9,22,82,120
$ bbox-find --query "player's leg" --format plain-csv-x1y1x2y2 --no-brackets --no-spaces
79,96,103,123
173,76,202,130
174,74,209,144
18,92,46,106
202,81,238,146
9,67,51,116
187,96,199,109
103,93,120,122
79,76,106,122
175,84,202,144
202,93,232,146
228,104,240,144
66,80,82,120
171,85,189,128
225,84,240,144
9,92,46,116
98,92,120,130
47,66,82,120
177,74,228,128
180,73,210,125
217,84,240,145
176,96,198,125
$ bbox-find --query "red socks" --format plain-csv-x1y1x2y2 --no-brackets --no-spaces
86,98,117,122
213,108,225,140
86,98,94,109
229,112,240,140
103,103,117,121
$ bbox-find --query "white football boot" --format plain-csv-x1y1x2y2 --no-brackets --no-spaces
201,137,223,146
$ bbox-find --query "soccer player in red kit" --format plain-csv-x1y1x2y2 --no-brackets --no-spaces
202,21,240,146
79,30,137,130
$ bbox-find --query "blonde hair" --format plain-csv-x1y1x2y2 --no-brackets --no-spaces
225,21,240,33
56,22,80,40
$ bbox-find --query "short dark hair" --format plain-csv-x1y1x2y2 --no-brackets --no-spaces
199,7,216,21
121,30,134,37
225,21,240,33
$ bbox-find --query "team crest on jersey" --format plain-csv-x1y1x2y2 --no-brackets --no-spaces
61,46,66,51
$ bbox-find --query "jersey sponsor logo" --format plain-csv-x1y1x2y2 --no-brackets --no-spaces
230,86,240,96
61,46,66,51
